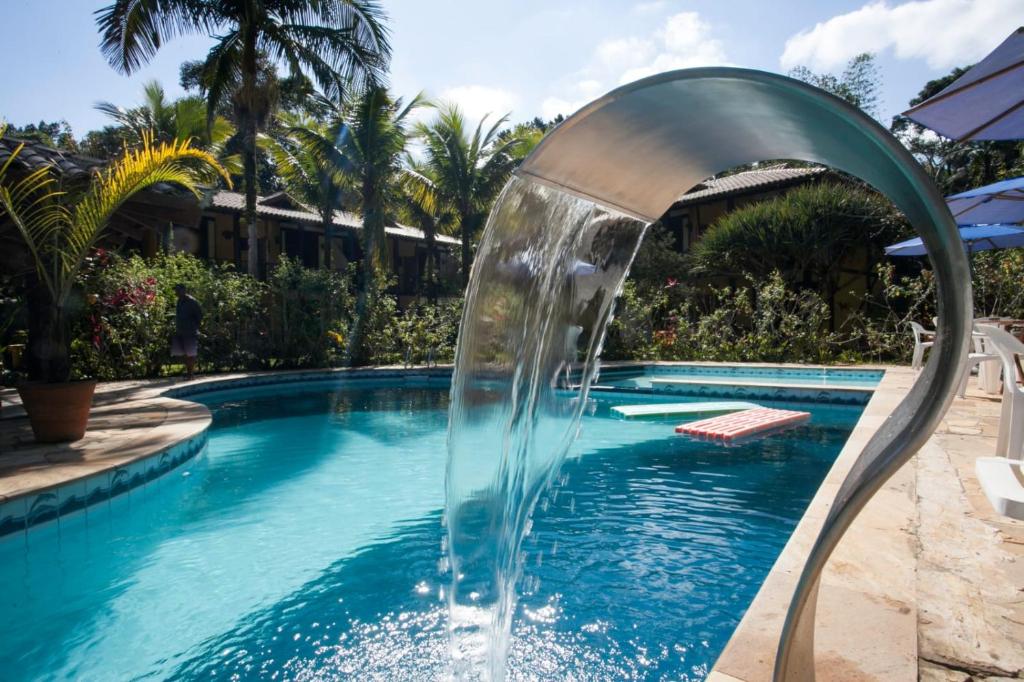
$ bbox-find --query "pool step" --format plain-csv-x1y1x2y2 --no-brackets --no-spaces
611,401,760,420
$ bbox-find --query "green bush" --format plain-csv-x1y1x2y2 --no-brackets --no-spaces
73,251,267,379
69,251,462,379
266,257,354,368
607,272,838,363
360,274,462,365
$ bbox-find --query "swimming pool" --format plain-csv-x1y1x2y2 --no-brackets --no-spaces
0,379,864,680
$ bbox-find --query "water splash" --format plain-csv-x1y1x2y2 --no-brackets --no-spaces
445,176,649,679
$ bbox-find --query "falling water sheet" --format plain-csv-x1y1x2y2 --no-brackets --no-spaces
445,175,649,680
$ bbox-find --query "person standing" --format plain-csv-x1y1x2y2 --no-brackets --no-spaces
171,283,203,380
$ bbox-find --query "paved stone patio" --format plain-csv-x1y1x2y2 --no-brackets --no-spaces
0,378,209,501
917,388,1024,681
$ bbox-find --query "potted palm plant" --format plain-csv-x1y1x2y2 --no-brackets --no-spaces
0,127,228,442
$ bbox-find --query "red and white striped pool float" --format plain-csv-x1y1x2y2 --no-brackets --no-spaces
675,407,810,441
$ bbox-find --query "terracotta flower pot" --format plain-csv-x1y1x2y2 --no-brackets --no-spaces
17,380,97,443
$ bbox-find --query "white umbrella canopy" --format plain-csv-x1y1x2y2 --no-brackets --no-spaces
903,27,1024,141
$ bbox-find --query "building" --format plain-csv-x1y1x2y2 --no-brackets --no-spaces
660,165,828,252
0,137,459,304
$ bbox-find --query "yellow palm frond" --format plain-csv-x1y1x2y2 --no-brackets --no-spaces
0,126,231,306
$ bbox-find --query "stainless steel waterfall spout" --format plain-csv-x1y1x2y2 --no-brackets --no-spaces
514,67,972,680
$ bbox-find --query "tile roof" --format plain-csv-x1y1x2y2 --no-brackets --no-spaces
0,136,104,180
206,191,460,246
0,138,456,247
676,166,827,205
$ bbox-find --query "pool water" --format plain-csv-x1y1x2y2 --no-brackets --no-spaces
0,381,863,681
599,364,883,390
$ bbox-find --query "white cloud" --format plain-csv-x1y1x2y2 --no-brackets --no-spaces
438,85,519,125
541,11,730,119
780,0,1024,71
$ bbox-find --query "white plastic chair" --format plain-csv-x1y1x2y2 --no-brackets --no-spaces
972,331,1003,395
975,456,1024,520
957,331,1002,398
976,324,1024,459
909,321,935,370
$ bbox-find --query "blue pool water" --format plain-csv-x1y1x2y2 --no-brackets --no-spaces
599,364,883,390
0,380,863,680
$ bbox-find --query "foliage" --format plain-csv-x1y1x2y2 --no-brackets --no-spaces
415,102,521,284
849,261,937,364
73,251,266,379
68,251,460,379
265,256,353,368
274,86,426,363
5,120,78,151
688,181,906,323
263,109,349,268
362,288,462,366
971,249,1024,319
80,126,132,160
606,272,838,364
96,80,239,173
0,128,229,381
789,52,881,119
96,0,392,276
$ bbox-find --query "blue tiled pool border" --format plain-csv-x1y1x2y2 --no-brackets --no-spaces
0,430,208,538
589,382,872,406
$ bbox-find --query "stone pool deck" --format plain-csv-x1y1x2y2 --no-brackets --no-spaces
1,366,1022,680
0,378,210,502
710,368,1024,682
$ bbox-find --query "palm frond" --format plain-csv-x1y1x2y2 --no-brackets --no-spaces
96,0,218,74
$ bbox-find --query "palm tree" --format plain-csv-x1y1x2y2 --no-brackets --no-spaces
399,155,454,302
341,88,425,364
277,87,424,363
415,103,520,286
96,0,391,277
0,127,230,382
96,80,239,171
263,109,349,269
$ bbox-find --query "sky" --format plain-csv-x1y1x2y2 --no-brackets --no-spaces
1,0,1022,137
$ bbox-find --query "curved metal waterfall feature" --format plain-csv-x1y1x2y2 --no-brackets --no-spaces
456,67,972,680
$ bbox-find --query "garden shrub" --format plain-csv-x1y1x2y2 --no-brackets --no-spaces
73,251,267,379
266,257,354,368
70,251,464,379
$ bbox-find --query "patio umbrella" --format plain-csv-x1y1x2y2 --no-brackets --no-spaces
884,224,1024,257
902,27,1024,141
946,175,1024,225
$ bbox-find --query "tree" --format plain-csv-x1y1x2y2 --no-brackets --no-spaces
96,0,391,277
0,128,229,382
415,103,521,286
275,87,424,362
498,120,547,164
790,53,881,119
80,126,131,160
687,181,906,327
96,81,239,175
399,154,455,301
5,121,78,151
263,109,349,269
